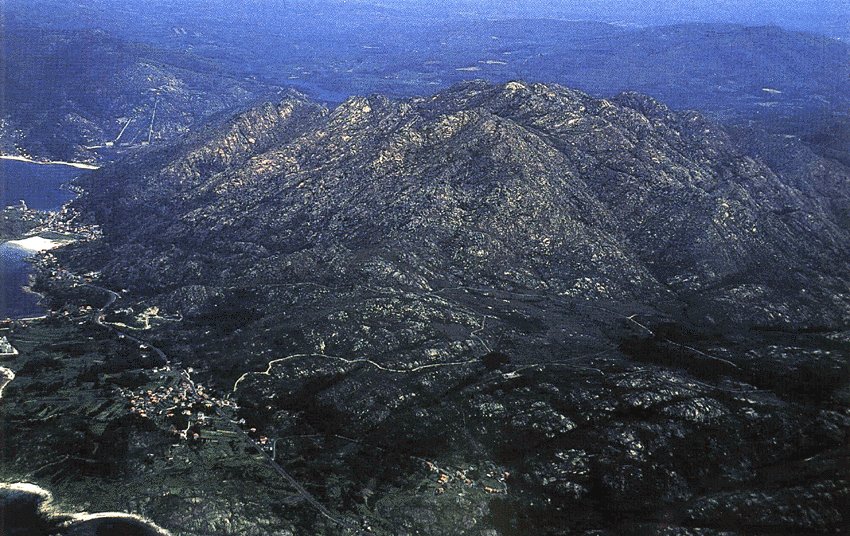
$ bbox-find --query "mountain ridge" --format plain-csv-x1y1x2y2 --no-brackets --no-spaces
18,79,850,536
68,80,850,328
0,24,283,164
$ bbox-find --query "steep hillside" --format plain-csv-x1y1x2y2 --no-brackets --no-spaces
34,81,850,535
73,81,850,327
0,24,280,164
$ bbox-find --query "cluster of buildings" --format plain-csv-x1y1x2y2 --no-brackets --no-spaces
46,206,102,241
1,200,43,223
424,460,509,496
122,369,236,443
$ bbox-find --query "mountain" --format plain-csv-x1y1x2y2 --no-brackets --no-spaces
530,24,849,117
34,81,850,534
4,1,849,165
72,80,850,327
0,23,281,164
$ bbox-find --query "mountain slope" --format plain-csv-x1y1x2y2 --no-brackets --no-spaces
0,24,280,164
73,81,850,326
37,81,850,535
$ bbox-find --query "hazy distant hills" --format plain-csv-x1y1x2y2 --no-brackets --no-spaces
1,9,847,164
263,19,850,119
0,24,281,164
524,23,849,115
377,0,850,40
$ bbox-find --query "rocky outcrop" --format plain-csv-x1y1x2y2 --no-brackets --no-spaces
71,80,850,327
50,81,850,535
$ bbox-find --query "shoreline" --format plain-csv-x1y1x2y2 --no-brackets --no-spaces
0,482,171,535
1,154,99,171
0,237,66,321
0,367,15,398
0,151,83,320
13,315,48,322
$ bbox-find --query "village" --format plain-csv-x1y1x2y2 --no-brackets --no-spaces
121,367,251,446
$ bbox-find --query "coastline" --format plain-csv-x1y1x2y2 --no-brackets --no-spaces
1,154,99,171
0,236,67,321
0,367,15,398
14,314,48,322
1,154,84,321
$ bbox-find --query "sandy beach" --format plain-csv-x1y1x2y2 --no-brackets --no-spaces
0,154,99,170
0,367,15,398
5,235,70,252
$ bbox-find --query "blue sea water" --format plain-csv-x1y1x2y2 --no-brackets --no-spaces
1,159,83,319
0,159,78,211
0,243,43,319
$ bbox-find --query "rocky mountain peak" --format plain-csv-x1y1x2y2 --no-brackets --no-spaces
39,80,850,536
69,81,849,327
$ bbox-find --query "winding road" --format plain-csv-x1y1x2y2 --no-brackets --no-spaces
81,281,365,534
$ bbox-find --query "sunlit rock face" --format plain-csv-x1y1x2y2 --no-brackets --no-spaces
71,80,849,328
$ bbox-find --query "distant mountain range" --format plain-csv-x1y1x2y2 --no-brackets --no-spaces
1,12,847,164
0,24,281,163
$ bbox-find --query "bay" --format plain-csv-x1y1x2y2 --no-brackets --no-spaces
1,158,84,319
